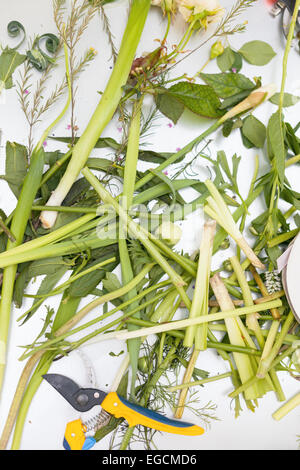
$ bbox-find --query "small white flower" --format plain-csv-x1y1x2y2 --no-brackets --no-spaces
176,0,225,27
151,0,177,14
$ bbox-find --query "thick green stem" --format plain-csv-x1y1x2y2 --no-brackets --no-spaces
257,311,295,377
0,147,45,392
119,98,144,396
272,393,300,421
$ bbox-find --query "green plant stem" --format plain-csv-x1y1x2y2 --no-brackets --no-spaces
168,371,233,392
0,147,45,393
0,218,15,242
230,256,265,349
119,97,144,396
0,350,44,450
32,205,96,214
267,228,299,248
183,220,216,350
229,343,298,399
278,0,300,114
256,311,295,378
272,393,300,421
0,213,96,265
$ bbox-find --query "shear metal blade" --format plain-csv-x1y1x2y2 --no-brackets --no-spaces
43,373,107,412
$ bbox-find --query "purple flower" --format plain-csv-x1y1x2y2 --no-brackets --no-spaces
24,89,29,95
117,126,122,133
167,122,173,128
176,147,181,152
163,170,168,175
232,68,237,73
43,141,47,147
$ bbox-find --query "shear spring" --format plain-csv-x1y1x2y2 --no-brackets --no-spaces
83,409,111,433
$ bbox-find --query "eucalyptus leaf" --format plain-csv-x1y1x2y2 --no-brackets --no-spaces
239,41,276,65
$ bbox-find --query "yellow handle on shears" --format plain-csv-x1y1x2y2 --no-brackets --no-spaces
101,392,205,436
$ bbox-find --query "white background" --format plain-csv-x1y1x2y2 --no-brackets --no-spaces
0,0,299,450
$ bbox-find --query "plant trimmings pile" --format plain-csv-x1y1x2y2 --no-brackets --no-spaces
0,0,299,450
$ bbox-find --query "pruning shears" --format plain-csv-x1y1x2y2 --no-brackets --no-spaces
270,0,300,42
43,373,205,450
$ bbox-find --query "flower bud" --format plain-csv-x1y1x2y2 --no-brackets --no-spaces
222,260,233,272
210,41,224,59
220,237,230,250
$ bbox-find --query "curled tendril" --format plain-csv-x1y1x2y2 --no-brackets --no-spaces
7,21,60,71
27,33,60,71
7,21,26,49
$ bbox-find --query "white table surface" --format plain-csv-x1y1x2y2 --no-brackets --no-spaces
0,0,299,451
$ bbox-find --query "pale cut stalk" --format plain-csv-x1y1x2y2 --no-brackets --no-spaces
272,393,300,421
204,180,265,269
174,348,200,419
40,0,151,228
209,274,259,400
183,219,216,349
256,311,295,378
230,256,265,348
83,299,282,345
168,372,233,392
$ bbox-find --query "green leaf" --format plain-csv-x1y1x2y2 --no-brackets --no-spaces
216,47,235,72
22,265,70,321
69,255,119,298
231,51,243,72
219,90,251,110
49,135,120,150
155,90,185,124
27,257,68,277
2,141,28,198
285,122,300,155
200,72,255,99
269,92,300,107
0,47,26,90
267,110,286,185
239,41,276,65
242,115,266,148
166,82,223,118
